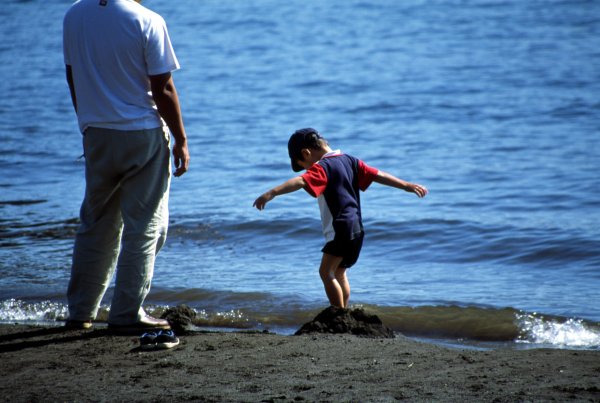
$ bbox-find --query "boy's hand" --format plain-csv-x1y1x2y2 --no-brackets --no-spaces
253,177,306,210
253,191,275,210
408,183,428,198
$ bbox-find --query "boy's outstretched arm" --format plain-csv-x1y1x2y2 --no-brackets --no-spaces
253,176,307,210
373,171,428,198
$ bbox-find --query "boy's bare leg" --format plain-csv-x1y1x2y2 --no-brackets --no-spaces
334,267,350,308
319,253,345,308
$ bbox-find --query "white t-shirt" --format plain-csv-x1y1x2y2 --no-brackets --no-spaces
63,0,180,132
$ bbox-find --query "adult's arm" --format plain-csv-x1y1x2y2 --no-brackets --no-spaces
150,72,190,177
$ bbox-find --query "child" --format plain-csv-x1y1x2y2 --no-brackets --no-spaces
253,128,428,308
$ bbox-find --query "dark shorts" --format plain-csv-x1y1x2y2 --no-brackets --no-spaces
321,232,364,268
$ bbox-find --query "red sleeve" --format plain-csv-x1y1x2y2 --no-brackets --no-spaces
358,160,379,191
301,164,328,197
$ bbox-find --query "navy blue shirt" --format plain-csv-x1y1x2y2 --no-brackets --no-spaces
301,150,378,242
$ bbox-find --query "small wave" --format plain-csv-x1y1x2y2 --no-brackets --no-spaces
374,305,600,349
0,298,68,322
0,199,47,206
345,101,400,114
365,218,600,268
146,215,600,270
516,312,600,348
167,222,224,242
1,297,598,349
0,218,79,246
370,305,521,341
550,101,598,118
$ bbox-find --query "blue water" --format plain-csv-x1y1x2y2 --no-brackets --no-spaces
1,0,599,348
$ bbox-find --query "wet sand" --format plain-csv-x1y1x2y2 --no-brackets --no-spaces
0,325,598,402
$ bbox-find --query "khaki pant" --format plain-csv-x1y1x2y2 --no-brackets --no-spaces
67,126,171,325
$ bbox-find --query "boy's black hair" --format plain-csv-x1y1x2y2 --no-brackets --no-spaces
288,128,324,172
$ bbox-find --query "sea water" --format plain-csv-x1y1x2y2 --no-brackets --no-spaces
0,0,599,349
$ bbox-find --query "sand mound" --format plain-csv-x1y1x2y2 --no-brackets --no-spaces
161,304,197,334
295,306,395,338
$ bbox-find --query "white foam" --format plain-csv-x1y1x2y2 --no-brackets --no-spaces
517,313,600,348
0,298,68,322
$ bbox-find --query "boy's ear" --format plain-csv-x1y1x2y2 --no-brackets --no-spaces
300,148,311,160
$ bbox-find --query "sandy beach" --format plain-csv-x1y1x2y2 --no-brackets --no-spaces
0,324,598,402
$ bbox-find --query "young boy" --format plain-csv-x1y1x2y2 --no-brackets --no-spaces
253,128,428,308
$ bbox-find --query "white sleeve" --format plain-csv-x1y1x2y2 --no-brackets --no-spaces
145,15,180,76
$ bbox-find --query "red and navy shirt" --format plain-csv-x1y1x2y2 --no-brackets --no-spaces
301,150,379,242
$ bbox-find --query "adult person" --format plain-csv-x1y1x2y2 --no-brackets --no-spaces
63,0,190,331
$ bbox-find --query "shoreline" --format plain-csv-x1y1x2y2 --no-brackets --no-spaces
1,324,598,402
3,318,595,352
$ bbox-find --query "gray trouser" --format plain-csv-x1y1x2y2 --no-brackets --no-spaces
67,126,171,325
